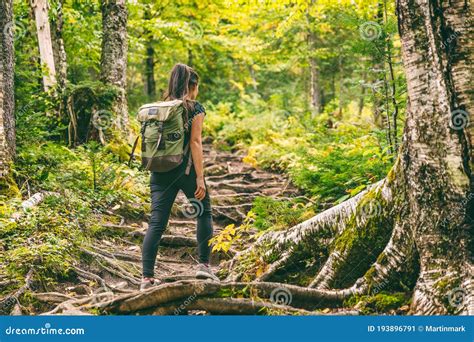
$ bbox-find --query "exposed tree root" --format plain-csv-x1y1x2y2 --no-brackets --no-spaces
0,269,33,315
152,297,317,315
309,251,347,289
90,280,363,314
31,292,76,304
72,266,109,289
225,180,387,282
79,247,141,285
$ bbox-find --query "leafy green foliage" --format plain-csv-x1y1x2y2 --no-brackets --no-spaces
344,292,410,314
252,197,315,231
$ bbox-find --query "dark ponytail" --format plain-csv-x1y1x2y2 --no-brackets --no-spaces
163,63,199,130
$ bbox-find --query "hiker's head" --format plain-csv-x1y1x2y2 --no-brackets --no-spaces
165,63,199,101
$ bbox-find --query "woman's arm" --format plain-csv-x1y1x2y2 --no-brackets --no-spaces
190,113,206,200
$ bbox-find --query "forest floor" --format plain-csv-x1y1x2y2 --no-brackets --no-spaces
21,142,316,315
2,142,412,316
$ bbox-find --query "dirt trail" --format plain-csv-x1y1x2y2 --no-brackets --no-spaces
37,143,302,315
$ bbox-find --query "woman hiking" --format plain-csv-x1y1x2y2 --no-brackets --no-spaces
140,63,219,290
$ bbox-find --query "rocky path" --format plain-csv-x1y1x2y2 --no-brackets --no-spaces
35,143,306,315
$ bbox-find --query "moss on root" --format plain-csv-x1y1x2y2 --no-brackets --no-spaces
344,292,410,314
329,186,394,288
0,169,20,199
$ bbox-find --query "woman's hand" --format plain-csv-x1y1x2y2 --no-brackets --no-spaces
195,176,206,200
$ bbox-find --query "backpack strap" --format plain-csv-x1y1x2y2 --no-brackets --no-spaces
145,121,164,170
128,123,147,167
128,136,140,167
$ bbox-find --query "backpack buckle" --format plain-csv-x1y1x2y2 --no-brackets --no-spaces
157,121,164,132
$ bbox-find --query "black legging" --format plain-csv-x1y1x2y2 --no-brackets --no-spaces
142,165,213,278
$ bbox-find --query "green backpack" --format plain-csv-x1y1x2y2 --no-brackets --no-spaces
129,100,192,174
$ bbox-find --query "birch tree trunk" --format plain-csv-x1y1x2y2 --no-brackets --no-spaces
307,1,321,118
397,0,472,315
371,3,385,128
0,0,16,179
31,0,57,90
308,31,322,117
229,0,473,315
50,0,67,90
100,0,128,133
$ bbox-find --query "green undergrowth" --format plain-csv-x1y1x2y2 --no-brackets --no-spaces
205,98,393,205
1,137,150,295
344,292,411,314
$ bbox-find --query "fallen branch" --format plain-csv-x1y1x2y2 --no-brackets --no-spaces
10,192,60,221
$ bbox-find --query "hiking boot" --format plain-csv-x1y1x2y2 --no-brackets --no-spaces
139,278,161,291
196,264,220,282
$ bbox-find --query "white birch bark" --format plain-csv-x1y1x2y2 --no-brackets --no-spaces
31,0,57,90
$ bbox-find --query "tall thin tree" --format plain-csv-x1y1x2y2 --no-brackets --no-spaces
31,0,57,90
0,0,16,181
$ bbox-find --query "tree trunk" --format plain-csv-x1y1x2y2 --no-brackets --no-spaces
248,65,258,91
371,3,385,128
396,0,472,315
358,71,367,117
228,0,473,315
144,8,155,100
384,0,398,154
50,0,67,91
337,54,343,118
100,0,128,133
0,0,16,179
307,5,321,117
31,0,57,90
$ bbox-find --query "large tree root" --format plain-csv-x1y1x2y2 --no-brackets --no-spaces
152,297,322,315
79,248,141,285
225,180,387,282
91,280,362,314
